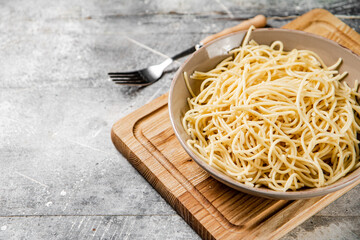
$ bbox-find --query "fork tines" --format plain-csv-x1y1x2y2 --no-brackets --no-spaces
108,71,147,85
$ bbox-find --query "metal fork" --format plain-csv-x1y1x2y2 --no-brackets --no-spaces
108,15,266,86
108,46,197,86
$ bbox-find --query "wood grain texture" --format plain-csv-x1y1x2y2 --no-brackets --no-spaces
111,9,360,240
283,8,360,55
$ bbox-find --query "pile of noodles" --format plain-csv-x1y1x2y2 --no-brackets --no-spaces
182,27,360,191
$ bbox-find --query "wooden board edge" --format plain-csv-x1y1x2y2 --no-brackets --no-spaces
283,8,330,29
283,8,360,55
111,93,168,154
111,95,218,240
111,130,214,240
253,180,360,239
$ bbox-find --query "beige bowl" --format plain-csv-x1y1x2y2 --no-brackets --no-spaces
168,28,360,199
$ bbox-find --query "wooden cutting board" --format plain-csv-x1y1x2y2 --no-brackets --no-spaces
111,9,360,240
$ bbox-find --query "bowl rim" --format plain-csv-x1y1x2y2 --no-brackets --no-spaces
168,28,360,199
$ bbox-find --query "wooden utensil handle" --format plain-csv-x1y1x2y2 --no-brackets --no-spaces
200,15,267,45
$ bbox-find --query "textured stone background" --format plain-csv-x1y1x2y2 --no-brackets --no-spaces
0,0,359,239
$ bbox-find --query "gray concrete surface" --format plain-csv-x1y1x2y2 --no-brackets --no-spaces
0,0,359,239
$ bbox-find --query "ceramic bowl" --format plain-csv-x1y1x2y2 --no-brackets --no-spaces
168,28,360,199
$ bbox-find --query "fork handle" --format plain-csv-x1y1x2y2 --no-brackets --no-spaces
171,46,198,60
200,15,267,45
169,15,266,62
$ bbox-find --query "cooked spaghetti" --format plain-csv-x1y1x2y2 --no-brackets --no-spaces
182,26,360,191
